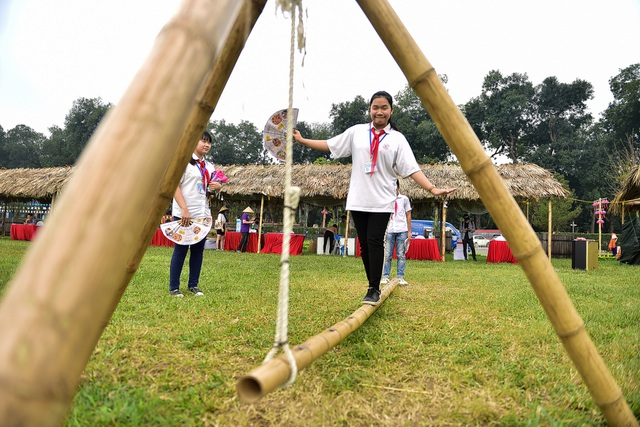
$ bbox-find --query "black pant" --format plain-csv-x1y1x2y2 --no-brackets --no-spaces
238,231,250,252
323,230,335,254
351,211,391,291
463,238,476,260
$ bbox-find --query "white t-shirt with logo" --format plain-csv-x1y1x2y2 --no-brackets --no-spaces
388,194,412,233
172,156,214,218
327,123,421,212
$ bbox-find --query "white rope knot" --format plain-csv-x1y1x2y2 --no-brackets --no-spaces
285,186,301,210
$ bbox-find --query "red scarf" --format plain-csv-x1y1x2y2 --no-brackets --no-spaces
370,127,386,175
196,159,210,190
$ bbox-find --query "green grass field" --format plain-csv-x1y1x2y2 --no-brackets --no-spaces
1,238,638,426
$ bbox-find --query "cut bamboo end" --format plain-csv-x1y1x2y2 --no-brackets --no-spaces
236,280,399,403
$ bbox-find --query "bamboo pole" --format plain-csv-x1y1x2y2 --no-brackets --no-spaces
237,279,400,402
441,201,447,261
355,0,638,425
0,1,269,425
258,194,265,253
344,210,351,257
548,199,552,261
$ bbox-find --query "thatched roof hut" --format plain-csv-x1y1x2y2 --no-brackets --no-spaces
0,167,74,201
610,165,640,215
219,163,567,206
0,163,567,205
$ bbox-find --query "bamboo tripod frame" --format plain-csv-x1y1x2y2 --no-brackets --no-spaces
0,0,636,425
237,279,400,402
0,1,268,425
354,1,637,425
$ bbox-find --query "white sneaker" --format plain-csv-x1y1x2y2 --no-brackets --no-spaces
380,277,389,285
397,278,409,286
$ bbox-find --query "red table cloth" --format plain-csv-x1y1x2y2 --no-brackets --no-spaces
261,233,305,255
486,240,518,264
150,228,174,247
355,238,441,261
224,231,259,253
10,224,38,241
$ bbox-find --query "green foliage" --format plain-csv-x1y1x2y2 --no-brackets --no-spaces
293,121,333,164
1,239,638,426
393,85,451,162
329,95,368,134
207,119,268,165
530,175,583,233
603,63,640,144
464,70,536,163
0,124,45,168
40,97,111,167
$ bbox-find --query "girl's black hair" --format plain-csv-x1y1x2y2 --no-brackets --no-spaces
369,91,399,131
189,131,213,165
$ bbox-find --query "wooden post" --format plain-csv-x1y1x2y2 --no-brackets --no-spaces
441,201,447,261
258,194,265,253
0,1,268,425
344,210,351,257
547,199,552,261
355,0,638,425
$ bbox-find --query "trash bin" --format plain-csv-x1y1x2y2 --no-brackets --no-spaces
572,239,598,270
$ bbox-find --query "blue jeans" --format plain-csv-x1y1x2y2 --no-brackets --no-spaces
383,231,408,279
169,229,206,291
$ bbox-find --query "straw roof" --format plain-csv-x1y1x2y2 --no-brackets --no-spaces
219,163,567,206
0,163,567,205
0,167,74,200
610,165,640,215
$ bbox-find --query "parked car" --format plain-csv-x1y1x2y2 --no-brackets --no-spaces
473,235,490,247
410,220,461,249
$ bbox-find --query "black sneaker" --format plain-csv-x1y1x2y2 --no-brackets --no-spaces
362,287,381,306
170,289,184,297
189,287,204,296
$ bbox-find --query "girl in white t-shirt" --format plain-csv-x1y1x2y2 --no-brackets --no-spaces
293,91,456,306
215,206,229,250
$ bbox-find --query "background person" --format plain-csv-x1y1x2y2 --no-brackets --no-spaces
323,223,338,254
215,206,229,250
238,207,255,253
293,90,455,305
460,213,477,261
24,213,36,224
168,131,222,297
381,180,412,285
608,232,618,257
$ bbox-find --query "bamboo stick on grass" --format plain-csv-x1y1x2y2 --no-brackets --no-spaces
237,280,400,403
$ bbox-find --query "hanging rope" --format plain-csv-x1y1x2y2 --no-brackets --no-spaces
262,0,306,387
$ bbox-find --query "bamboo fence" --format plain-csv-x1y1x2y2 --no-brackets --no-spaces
355,0,638,425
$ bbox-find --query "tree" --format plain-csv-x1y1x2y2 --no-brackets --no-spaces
602,63,640,146
393,84,450,163
530,174,582,232
40,126,67,167
525,76,594,176
292,121,332,164
328,96,368,134
464,70,535,163
207,120,267,165
39,97,111,166
0,125,45,168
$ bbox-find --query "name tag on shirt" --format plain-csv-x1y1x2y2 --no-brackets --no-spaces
363,162,373,174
